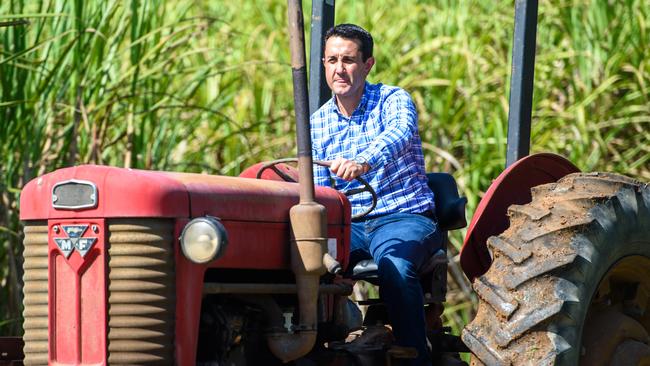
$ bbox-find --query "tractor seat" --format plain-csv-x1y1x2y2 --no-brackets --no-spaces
348,172,467,283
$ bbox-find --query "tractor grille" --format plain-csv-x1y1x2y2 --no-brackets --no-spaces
107,219,175,364
21,219,176,365
22,222,49,365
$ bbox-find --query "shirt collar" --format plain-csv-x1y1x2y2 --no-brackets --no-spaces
329,81,372,118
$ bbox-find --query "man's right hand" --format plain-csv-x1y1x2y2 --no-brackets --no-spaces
329,157,370,181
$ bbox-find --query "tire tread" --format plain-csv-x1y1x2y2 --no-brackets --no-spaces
463,173,650,366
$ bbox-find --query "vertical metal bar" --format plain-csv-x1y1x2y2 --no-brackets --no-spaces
506,0,538,167
287,0,316,203
308,0,335,115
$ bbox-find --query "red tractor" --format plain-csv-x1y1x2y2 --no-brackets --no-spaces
10,1,650,365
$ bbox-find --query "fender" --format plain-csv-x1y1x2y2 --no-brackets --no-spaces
460,153,580,281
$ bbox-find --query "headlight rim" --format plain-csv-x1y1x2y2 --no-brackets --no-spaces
180,216,228,264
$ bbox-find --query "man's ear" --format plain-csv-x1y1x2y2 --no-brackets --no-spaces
364,57,375,75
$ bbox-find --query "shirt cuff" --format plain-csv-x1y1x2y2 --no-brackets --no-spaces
355,151,380,170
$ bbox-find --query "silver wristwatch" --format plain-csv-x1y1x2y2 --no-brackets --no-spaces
353,156,367,166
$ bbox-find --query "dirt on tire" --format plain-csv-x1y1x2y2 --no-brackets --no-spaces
462,172,650,365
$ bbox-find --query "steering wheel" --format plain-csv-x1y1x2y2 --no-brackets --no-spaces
256,158,377,220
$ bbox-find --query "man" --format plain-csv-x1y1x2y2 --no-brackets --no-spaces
311,23,442,365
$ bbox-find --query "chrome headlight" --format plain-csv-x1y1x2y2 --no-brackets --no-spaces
180,216,228,264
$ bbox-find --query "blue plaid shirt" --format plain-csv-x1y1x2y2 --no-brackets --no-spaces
311,82,435,218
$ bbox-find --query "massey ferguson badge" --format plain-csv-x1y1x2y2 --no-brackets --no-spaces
53,224,97,258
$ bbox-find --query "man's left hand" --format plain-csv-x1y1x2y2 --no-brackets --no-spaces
329,157,370,181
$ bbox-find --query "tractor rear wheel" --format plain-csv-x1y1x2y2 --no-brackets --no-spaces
462,172,650,365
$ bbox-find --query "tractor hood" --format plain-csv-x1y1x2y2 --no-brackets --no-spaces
20,164,350,225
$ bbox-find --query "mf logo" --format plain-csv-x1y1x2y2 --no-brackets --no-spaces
54,225,97,258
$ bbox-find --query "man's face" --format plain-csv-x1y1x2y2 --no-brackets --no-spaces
323,36,374,100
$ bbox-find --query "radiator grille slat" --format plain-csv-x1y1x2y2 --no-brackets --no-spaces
23,306,48,318
109,256,172,267
110,292,172,304
108,328,168,339
108,340,167,352
23,293,48,305
107,219,175,364
109,304,168,316
23,317,48,329
107,268,172,280
23,342,48,353
23,269,48,281
22,222,48,366
106,352,166,364
22,328,48,341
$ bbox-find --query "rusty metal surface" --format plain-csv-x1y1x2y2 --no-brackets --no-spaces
265,198,327,362
22,222,48,366
107,219,175,364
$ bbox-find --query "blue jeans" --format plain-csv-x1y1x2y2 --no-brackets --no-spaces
350,212,443,365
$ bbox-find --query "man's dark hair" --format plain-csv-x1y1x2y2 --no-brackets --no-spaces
324,23,373,61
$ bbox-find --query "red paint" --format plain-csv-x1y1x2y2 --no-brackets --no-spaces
166,172,349,225
22,165,353,364
21,165,350,230
21,165,351,270
20,165,189,220
238,163,351,268
460,153,580,281
201,221,349,271
48,219,107,364
166,171,351,270
174,218,206,366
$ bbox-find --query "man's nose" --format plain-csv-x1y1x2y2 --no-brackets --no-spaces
335,61,345,73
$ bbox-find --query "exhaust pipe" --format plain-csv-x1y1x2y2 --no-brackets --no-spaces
266,0,327,363
267,203,327,362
